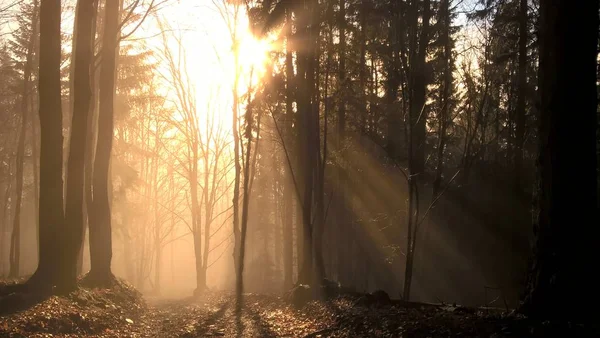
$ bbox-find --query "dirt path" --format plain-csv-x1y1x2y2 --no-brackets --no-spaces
145,293,336,337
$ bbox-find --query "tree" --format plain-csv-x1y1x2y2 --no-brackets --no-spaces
409,0,431,179
513,0,528,193
281,5,294,290
431,0,455,198
62,0,97,291
87,0,120,287
8,0,38,278
21,0,64,290
212,0,243,288
521,0,598,321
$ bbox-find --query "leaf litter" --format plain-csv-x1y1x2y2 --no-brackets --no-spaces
1,282,598,337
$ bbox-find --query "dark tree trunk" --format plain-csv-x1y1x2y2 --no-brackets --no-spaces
432,0,451,197
62,0,96,292
521,0,599,322
30,81,40,252
334,0,348,285
81,1,100,278
358,0,367,136
514,0,528,193
337,0,346,141
89,0,118,287
295,0,320,288
385,0,400,158
410,0,430,178
283,11,294,289
236,98,254,302
232,16,242,279
312,0,325,286
294,195,303,283
29,0,63,289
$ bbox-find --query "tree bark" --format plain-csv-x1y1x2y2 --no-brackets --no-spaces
88,0,118,287
385,0,400,158
514,0,528,193
81,0,100,278
62,0,97,291
295,0,316,287
193,233,206,294
282,8,294,290
410,0,430,178
29,0,63,289
521,0,599,321
232,33,242,285
236,100,254,303
191,150,204,294
432,0,451,197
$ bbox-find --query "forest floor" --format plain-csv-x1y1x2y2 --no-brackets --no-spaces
0,279,598,337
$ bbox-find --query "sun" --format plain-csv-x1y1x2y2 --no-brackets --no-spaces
134,1,279,134
239,37,271,75
236,31,275,90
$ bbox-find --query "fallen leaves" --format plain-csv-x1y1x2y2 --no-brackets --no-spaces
0,278,147,337
2,282,599,337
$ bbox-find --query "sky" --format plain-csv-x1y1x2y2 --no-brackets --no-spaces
134,0,273,131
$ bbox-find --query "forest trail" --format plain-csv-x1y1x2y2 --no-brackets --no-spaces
140,292,598,337
145,293,335,337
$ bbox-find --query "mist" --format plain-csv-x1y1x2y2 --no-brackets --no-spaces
0,0,598,336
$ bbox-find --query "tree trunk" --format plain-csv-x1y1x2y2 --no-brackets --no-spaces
432,0,451,197
359,0,367,136
190,148,204,294
81,1,100,278
521,0,599,322
229,3,242,282
385,0,400,158
295,0,316,287
410,0,430,178
62,0,96,291
29,0,64,289
88,0,118,287
30,85,40,253
153,149,161,294
284,7,299,288
514,0,527,193
283,23,294,287
1,176,12,276
193,233,206,294
295,194,303,283
337,0,346,141
282,171,293,290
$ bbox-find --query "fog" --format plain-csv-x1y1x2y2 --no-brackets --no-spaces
0,0,537,310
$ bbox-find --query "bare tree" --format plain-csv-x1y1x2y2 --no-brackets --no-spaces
156,20,234,294
9,0,38,278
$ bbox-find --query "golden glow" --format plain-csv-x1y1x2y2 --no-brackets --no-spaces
239,37,272,79
111,1,278,292
132,1,275,131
